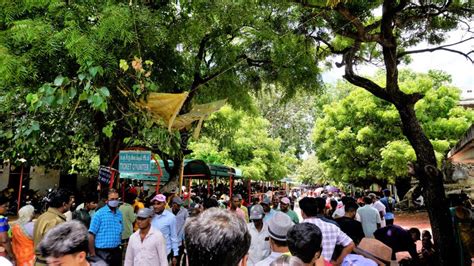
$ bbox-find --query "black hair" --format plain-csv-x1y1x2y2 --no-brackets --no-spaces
270,238,288,247
123,192,136,205
84,193,97,204
315,197,326,214
203,198,219,209
39,221,88,258
344,201,359,213
0,196,9,206
341,196,355,205
185,208,251,266
299,197,318,217
287,223,323,263
363,196,373,205
408,228,421,241
49,189,73,208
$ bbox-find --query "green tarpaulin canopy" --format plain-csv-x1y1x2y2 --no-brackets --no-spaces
120,160,242,182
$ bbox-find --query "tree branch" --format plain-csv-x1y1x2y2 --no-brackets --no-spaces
342,41,391,102
397,37,474,62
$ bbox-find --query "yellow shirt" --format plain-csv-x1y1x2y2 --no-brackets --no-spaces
240,205,249,223
33,207,66,263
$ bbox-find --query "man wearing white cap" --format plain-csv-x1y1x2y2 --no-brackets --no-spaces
255,212,294,266
150,194,179,265
125,208,168,266
280,197,299,224
247,204,271,266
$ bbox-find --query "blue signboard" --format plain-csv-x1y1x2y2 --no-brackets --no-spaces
119,150,152,174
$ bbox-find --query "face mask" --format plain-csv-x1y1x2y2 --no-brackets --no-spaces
108,200,119,208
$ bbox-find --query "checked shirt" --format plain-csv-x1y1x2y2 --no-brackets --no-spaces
304,217,353,261
89,205,123,249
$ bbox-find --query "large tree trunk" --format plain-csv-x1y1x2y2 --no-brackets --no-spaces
396,103,459,266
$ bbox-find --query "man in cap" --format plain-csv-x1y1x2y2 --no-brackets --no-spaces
260,197,276,223
185,208,251,266
125,208,168,266
150,194,179,265
255,212,294,266
247,205,270,266
299,197,354,265
171,196,188,265
280,197,299,224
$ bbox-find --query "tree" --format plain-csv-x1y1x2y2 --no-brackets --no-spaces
313,70,473,186
0,1,322,181
292,1,473,263
190,105,297,181
255,88,318,157
295,155,327,185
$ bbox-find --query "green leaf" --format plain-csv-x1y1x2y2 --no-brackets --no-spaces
68,87,77,99
102,122,116,138
89,67,99,78
119,59,129,71
78,73,86,81
79,91,88,101
31,121,40,131
98,87,110,97
54,75,65,86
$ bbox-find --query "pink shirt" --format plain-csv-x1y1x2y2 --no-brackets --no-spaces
228,207,246,221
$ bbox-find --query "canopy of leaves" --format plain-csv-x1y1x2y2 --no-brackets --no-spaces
255,87,319,157
0,1,323,173
189,105,298,181
312,70,473,185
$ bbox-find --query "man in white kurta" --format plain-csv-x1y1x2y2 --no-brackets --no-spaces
125,208,168,266
247,204,271,265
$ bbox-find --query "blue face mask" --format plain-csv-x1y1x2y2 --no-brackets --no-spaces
108,200,119,208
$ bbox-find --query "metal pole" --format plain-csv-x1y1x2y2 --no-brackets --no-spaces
17,164,24,213
178,160,184,196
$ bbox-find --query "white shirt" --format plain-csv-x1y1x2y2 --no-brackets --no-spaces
356,205,381,237
371,200,386,227
124,227,168,266
255,251,284,266
247,222,271,266
332,206,361,221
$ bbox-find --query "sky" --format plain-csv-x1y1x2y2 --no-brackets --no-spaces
322,30,473,95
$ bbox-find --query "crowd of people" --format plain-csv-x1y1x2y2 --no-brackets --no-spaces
0,183,471,266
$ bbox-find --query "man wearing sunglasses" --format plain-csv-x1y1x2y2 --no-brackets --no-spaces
124,208,167,266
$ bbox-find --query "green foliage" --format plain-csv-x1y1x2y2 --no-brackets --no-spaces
295,155,327,185
190,105,297,181
312,70,473,185
0,1,323,175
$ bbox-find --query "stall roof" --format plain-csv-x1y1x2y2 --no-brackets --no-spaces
120,160,242,182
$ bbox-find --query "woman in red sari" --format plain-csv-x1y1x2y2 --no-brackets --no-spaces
12,205,35,266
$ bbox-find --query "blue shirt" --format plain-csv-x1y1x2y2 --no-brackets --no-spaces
263,209,276,223
380,196,395,220
0,216,9,233
151,210,179,256
89,205,123,249
173,207,188,244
